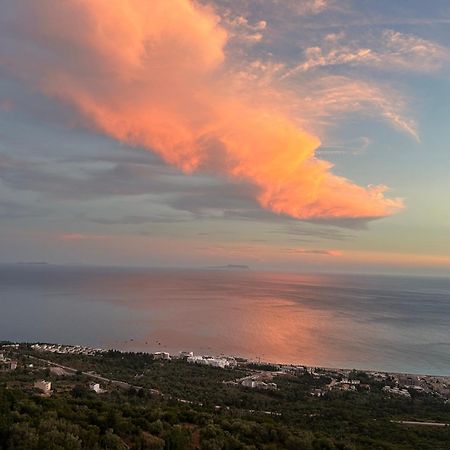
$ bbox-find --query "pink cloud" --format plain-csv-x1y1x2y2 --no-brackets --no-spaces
0,99,14,111
286,248,342,256
284,29,447,78
0,0,403,220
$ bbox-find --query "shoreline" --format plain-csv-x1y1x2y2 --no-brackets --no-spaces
4,340,449,379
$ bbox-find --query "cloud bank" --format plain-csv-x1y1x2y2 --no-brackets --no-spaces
0,0,403,220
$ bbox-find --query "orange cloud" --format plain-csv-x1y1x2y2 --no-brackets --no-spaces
287,248,342,256
0,0,403,220
340,250,450,268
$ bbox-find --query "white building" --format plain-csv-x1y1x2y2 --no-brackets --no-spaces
186,355,230,368
179,351,194,359
154,352,170,360
311,389,325,397
242,378,256,388
187,355,204,364
241,378,277,390
224,356,237,368
89,383,105,394
34,380,52,394
206,358,229,368
382,386,411,398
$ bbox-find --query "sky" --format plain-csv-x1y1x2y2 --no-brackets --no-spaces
0,0,449,276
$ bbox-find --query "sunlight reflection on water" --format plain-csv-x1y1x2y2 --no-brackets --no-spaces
1,265,449,374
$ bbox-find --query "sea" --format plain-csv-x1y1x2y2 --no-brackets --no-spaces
1,264,449,375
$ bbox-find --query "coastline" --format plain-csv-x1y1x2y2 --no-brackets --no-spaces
4,340,449,379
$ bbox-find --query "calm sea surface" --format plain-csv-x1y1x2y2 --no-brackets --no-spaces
1,265,449,375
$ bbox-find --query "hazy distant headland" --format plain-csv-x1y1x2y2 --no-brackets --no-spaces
208,264,250,270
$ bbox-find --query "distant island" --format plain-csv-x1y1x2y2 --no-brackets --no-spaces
210,264,250,270
15,261,50,265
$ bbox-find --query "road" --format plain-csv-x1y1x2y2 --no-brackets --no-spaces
391,420,449,427
25,354,160,395
23,353,282,416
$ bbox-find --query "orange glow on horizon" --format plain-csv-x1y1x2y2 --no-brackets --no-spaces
340,250,450,268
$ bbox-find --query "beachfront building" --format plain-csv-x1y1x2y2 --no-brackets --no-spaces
30,343,104,356
187,355,230,368
206,358,229,368
187,355,204,364
153,352,170,360
223,356,237,368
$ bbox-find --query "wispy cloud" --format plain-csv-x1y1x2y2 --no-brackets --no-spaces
271,0,329,16
284,30,448,76
287,75,419,140
90,214,191,225
231,59,420,140
285,248,342,256
221,13,267,43
269,223,354,241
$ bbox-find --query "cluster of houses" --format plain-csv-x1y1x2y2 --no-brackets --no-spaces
304,368,449,400
32,379,106,396
391,374,449,400
0,353,17,371
310,377,368,397
326,378,368,392
4,342,449,402
1,343,19,349
31,343,105,356
382,385,411,398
